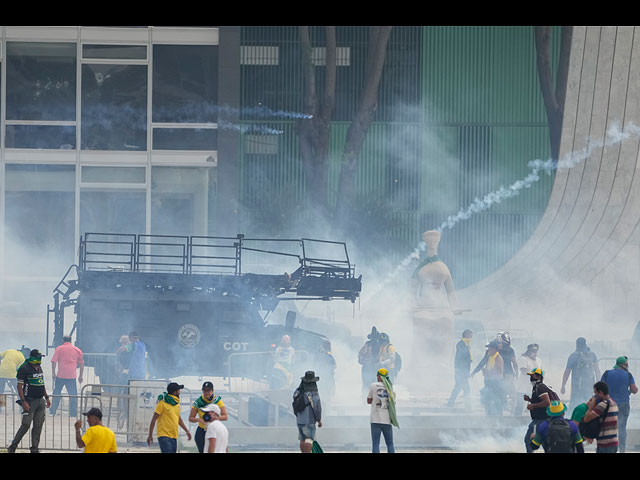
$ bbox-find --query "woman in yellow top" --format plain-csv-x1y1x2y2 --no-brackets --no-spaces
147,382,192,453
74,407,117,453
188,381,227,453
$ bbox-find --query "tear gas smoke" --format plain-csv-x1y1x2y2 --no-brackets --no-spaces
363,121,640,302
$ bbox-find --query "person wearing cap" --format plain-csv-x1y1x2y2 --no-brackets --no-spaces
74,408,117,453
7,349,50,453
200,403,229,453
475,340,505,416
600,356,638,453
515,343,543,415
189,381,227,453
50,334,84,417
147,382,192,453
561,337,600,410
530,400,585,453
293,371,322,453
367,367,399,453
523,367,558,453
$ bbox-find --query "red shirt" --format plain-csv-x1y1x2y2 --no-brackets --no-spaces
51,342,84,379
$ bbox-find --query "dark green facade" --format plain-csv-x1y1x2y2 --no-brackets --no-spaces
237,26,559,288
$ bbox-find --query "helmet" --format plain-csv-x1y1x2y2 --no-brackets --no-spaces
497,331,511,345
379,333,390,343
281,335,291,345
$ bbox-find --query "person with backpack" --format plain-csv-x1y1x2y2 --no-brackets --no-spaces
561,337,600,409
582,381,619,453
292,371,322,453
600,356,638,452
523,367,558,453
530,400,584,453
359,327,382,396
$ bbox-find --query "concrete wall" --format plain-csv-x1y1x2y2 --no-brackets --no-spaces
460,26,640,343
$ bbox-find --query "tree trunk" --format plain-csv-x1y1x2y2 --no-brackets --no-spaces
336,26,393,226
295,26,337,214
535,26,573,162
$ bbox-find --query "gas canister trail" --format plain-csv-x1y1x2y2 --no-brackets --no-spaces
364,122,640,301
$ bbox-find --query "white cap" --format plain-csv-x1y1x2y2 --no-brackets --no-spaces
200,403,221,415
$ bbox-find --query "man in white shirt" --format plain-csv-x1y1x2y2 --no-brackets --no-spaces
367,368,397,453
200,403,229,453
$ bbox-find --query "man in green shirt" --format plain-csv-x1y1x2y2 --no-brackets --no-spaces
7,349,51,453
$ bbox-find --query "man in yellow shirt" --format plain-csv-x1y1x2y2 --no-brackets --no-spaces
147,382,192,453
74,407,117,453
0,348,25,394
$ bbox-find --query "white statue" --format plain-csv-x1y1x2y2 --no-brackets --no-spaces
411,230,459,365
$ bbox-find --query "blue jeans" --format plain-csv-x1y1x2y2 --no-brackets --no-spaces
596,445,618,453
158,436,178,453
447,369,470,406
525,419,546,453
617,402,630,453
371,423,395,453
50,378,78,416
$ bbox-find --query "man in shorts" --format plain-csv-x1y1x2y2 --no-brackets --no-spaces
293,371,322,453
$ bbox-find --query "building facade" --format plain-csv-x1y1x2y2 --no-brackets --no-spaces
0,26,557,338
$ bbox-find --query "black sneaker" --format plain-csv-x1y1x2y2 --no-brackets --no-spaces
7,445,16,454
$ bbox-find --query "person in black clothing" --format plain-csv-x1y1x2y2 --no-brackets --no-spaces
7,349,51,453
523,367,558,453
496,332,518,413
447,329,473,408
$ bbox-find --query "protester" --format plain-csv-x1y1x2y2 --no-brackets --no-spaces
523,367,558,453
200,403,229,453
358,327,382,395
50,335,84,417
530,400,584,453
367,367,399,453
117,331,147,381
475,340,504,416
446,329,473,408
189,381,228,453
376,332,400,381
292,371,322,453
74,407,117,453
147,382,192,453
7,349,51,453
561,337,600,409
0,347,25,395
515,344,543,415
272,335,295,388
582,381,619,453
600,356,638,452
497,332,518,413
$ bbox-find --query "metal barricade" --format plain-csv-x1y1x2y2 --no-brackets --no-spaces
79,381,194,452
0,393,102,452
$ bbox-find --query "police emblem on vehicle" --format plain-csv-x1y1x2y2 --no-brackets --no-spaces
177,324,201,347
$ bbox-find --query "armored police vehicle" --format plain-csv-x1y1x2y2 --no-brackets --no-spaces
46,233,362,391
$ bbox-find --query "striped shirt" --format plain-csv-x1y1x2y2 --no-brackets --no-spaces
594,397,618,448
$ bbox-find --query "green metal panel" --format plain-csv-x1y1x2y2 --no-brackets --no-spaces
238,26,561,287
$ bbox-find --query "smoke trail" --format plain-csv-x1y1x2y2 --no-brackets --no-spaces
363,121,640,301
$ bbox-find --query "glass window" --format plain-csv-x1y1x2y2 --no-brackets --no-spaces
80,190,146,235
152,45,218,123
152,128,217,151
81,64,147,151
4,164,76,276
5,42,77,121
81,166,146,184
5,125,76,149
151,166,216,236
82,44,147,60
